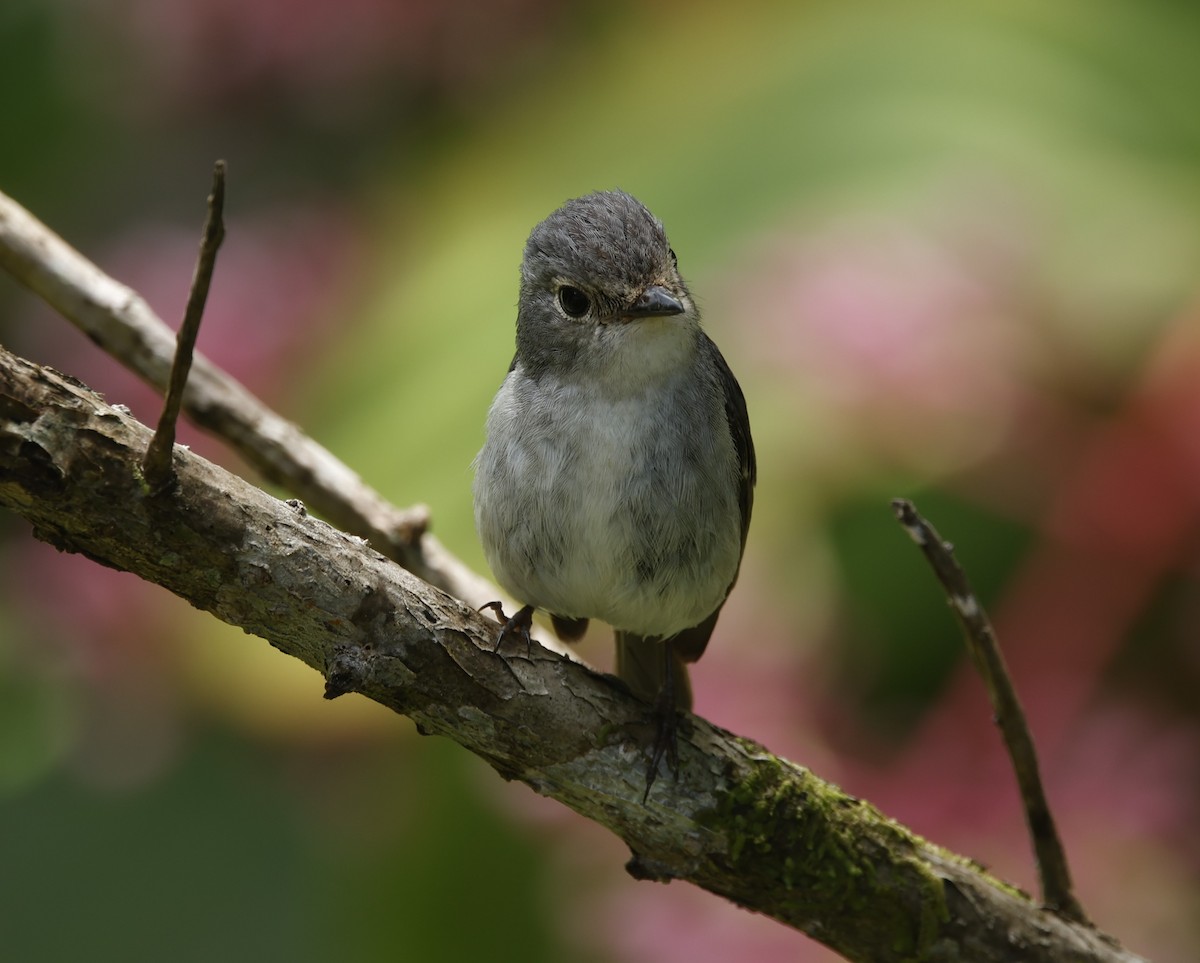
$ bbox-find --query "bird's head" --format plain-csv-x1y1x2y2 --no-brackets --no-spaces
515,190,698,381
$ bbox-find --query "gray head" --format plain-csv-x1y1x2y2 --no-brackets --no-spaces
515,191,698,379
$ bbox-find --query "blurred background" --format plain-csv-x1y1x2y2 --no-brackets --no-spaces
2,0,1199,960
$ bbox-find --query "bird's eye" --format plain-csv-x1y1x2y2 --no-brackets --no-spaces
557,285,591,318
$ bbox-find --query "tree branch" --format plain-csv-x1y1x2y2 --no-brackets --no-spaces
0,345,1147,963
892,498,1086,923
0,186,489,605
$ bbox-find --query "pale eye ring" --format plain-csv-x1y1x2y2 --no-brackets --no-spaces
557,285,591,318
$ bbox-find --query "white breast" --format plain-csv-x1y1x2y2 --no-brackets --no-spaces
474,325,742,638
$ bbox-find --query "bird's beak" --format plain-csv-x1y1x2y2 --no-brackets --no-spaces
623,285,685,319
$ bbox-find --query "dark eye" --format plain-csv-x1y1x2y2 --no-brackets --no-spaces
557,285,591,318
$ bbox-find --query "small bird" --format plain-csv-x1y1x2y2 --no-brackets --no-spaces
473,190,755,790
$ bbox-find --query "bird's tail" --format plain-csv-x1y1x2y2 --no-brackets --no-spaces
614,631,693,712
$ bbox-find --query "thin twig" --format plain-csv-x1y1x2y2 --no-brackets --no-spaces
142,161,227,490
891,497,1087,924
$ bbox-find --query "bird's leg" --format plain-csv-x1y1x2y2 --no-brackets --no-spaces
643,643,683,801
479,601,535,659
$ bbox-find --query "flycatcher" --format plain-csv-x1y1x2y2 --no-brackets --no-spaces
473,190,755,788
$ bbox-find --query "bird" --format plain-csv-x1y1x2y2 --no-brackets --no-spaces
473,190,755,791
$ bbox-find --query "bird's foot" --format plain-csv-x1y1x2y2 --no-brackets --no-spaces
642,678,683,803
479,601,535,660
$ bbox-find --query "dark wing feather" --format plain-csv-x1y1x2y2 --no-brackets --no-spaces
702,332,756,552
670,334,756,666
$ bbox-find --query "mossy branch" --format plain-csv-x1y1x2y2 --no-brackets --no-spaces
0,345,1147,963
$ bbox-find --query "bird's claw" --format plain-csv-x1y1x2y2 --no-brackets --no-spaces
642,690,682,803
480,601,535,660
